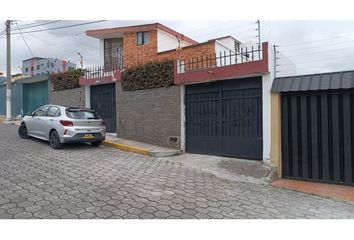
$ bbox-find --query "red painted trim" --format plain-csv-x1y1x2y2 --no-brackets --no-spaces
79,70,121,86
174,42,269,85
86,22,198,45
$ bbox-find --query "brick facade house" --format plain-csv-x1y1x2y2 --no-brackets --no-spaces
79,22,281,165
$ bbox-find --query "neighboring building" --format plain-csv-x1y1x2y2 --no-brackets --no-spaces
0,74,49,117
22,57,76,76
0,76,6,84
79,22,294,165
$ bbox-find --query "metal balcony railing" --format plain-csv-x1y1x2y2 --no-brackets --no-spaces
177,44,262,73
84,64,122,79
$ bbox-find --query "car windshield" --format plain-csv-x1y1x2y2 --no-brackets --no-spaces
65,109,100,119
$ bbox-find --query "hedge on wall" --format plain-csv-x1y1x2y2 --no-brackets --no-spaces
121,60,174,91
50,69,84,92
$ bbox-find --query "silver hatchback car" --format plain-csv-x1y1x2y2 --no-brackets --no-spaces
18,105,106,149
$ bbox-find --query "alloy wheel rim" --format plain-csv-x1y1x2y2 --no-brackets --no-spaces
50,134,56,147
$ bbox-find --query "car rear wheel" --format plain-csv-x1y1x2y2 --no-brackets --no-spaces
49,130,63,149
91,140,103,147
18,123,30,139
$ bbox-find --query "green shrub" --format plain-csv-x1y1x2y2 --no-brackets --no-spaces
121,60,174,91
50,69,84,91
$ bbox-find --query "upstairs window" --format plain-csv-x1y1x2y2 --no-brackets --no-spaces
37,65,40,70
136,31,150,46
104,38,123,70
25,67,28,73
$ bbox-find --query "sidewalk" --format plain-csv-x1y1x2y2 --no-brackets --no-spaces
103,135,182,157
272,179,354,203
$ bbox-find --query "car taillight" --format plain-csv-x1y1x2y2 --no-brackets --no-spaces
101,121,106,126
60,120,73,126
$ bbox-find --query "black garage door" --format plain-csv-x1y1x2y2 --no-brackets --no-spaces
185,77,263,159
90,83,116,133
281,90,354,186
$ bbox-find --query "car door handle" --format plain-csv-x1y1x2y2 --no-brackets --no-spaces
49,119,54,121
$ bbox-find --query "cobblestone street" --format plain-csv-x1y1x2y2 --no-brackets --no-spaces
0,124,354,219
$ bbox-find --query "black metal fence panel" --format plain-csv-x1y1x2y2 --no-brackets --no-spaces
281,90,354,186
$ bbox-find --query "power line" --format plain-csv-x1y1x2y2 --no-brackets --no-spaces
13,20,62,30
278,46,354,58
279,40,354,53
279,32,354,47
278,54,354,67
14,22,36,60
10,20,107,35
25,32,99,60
15,20,53,28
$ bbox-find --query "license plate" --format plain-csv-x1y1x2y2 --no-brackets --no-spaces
83,134,94,139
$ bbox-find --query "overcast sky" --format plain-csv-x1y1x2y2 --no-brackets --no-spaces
1,20,354,77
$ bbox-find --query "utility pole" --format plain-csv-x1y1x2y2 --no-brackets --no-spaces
6,20,12,121
77,52,83,69
256,20,261,47
273,45,278,78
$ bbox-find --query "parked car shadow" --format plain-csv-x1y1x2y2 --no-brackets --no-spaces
18,134,97,150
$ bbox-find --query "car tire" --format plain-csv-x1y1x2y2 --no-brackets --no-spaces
91,140,103,147
18,123,30,139
49,130,63,149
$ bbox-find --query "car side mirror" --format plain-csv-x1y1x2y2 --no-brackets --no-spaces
26,112,33,117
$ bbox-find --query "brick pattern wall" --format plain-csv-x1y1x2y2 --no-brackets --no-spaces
116,83,181,149
123,30,216,69
123,31,158,69
48,87,85,107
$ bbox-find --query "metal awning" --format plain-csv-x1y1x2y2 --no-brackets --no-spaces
271,70,354,92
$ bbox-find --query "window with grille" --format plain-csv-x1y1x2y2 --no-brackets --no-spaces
104,38,123,70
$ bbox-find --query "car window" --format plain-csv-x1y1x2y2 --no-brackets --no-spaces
33,106,50,116
66,109,100,119
47,107,60,117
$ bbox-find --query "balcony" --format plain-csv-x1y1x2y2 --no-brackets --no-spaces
174,42,269,85
79,65,122,86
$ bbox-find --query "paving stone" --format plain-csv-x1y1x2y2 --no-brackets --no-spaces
14,212,33,219
112,209,128,217
139,212,154,219
25,206,42,213
61,214,79,219
51,208,69,217
95,211,112,218
153,211,170,218
78,212,95,219
1,124,354,219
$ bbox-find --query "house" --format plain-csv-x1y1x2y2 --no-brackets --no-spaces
22,57,76,76
78,22,292,164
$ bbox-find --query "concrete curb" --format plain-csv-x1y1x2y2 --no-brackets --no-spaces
102,141,151,156
102,140,182,157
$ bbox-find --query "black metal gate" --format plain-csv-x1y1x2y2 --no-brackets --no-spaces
185,77,263,159
90,83,116,133
281,90,354,186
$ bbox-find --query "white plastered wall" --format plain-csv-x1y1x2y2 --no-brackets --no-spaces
261,43,276,163
157,29,191,52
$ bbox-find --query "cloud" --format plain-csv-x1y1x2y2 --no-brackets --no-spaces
1,20,354,76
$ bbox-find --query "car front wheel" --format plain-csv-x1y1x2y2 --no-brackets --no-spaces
49,130,63,149
18,123,30,139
